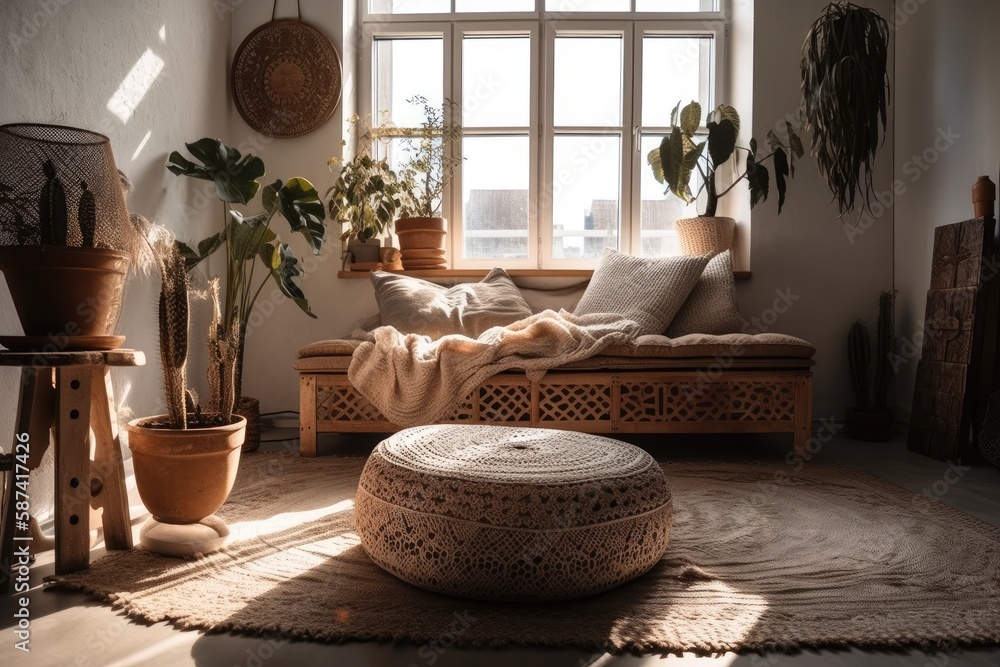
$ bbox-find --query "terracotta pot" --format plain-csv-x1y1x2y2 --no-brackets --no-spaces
235,396,260,453
396,217,448,257
127,415,247,525
0,245,129,337
972,175,996,218
845,407,894,442
674,216,735,255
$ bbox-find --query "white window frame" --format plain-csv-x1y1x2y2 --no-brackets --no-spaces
360,0,729,269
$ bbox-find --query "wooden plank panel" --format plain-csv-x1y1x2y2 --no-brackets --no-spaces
54,367,94,574
89,368,132,551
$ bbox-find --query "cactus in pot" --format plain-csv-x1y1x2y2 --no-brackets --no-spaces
124,233,246,558
845,291,896,441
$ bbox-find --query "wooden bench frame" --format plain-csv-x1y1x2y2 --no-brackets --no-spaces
298,366,814,458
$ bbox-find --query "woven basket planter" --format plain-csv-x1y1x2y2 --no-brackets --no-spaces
675,216,735,255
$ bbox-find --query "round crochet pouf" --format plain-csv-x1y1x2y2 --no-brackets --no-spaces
354,425,673,601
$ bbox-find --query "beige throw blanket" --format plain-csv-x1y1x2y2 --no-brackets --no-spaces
348,309,639,426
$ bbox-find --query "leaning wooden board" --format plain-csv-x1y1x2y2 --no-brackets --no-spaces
908,218,998,461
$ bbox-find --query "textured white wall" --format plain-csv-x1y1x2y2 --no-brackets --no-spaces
893,0,1000,422
230,0,369,416
0,0,232,461
743,0,896,421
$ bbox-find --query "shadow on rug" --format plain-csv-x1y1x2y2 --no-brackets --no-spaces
47,454,1000,654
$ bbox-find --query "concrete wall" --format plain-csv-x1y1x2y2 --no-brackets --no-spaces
744,0,896,421
893,0,1000,421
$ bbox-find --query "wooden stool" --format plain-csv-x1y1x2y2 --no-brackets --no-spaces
0,347,145,591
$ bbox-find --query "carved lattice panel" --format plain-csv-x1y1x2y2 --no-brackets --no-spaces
478,383,532,423
620,381,795,423
443,392,476,422
538,384,612,422
317,384,389,423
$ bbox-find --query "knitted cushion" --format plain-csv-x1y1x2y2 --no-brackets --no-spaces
354,425,673,601
666,250,748,337
371,268,532,339
574,248,711,335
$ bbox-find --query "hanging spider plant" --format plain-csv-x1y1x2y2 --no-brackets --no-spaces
800,1,890,218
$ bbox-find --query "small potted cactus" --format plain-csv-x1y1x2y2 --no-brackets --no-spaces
124,234,246,557
846,291,896,441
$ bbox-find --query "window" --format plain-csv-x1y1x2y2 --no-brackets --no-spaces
361,1,726,268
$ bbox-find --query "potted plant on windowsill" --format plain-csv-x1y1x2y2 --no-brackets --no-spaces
647,101,803,255
846,290,896,441
125,235,246,557
165,138,327,452
394,96,462,270
326,114,407,270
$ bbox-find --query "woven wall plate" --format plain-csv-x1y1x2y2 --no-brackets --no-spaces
231,18,342,138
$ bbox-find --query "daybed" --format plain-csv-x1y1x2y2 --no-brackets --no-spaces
295,251,816,457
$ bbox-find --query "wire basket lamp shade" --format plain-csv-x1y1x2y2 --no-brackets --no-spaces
0,123,132,250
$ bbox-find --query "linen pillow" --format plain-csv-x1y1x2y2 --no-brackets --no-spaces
371,268,532,339
666,250,748,337
573,249,712,335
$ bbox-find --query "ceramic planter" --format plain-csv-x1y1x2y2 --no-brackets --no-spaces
347,237,382,265
674,216,736,256
126,415,247,525
0,245,129,341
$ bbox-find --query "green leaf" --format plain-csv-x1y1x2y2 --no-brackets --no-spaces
711,104,740,137
265,177,327,255
679,101,702,136
773,148,789,214
747,138,770,208
258,242,315,318
166,138,265,205
660,129,695,203
228,211,275,261
647,148,665,184
176,232,224,271
707,119,738,169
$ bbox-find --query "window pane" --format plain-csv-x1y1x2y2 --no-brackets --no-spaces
457,0,535,11
551,135,621,260
545,0,629,10
642,36,713,128
463,136,531,260
463,37,531,128
375,38,444,128
369,0,449,13
639,135,700,257
554,37,622,127
637,0,719,10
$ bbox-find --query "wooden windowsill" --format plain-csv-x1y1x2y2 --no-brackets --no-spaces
338,269,752,280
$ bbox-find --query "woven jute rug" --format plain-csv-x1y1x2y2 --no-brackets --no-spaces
48,454,1000,654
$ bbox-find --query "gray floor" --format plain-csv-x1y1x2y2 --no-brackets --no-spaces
2,429,1000,667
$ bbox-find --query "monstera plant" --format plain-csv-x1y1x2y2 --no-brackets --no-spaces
167,138,327,450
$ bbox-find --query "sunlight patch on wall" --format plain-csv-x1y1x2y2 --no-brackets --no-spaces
107,49,165,124
158,24,166,42
131,130,153,161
